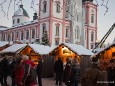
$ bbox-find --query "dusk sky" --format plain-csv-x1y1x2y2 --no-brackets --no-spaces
0,0,115,44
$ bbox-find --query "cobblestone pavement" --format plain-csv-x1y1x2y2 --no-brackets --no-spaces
6,76,80,86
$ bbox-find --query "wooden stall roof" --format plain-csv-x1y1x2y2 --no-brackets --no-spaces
0,44,56,55
18,44,53,55
91,42,115,59
50,43,94,56
0,44,27,54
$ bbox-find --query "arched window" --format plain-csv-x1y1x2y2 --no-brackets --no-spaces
75,29,77,39
3,34,5,41
91,32,94,41
65,0,70,18
91,9,94,23
26,30,29,40
77,28,79,39
17,19,20,23
16,31,19,39
56,26,59,36
75,26,79,39
56,2,60,13
8,34,10,41
43,1,47,13
13,19,15,24
32,29,35,39
42,23,46,35
12,32,14,41
66,28,69,37
21,31,24,40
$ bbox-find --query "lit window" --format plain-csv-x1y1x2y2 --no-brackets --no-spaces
56,26,59,36
32,29,35,39
43,1,47,13
56,2,60,13
26,30,29,40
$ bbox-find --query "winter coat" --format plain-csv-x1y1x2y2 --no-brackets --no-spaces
54,59,63,73
36,60,43,75
107,67,115,86
81,65,104,86
22,60,37,86
70,64,80,82
15,63,24,86
0,58,9,76
63,62,71,83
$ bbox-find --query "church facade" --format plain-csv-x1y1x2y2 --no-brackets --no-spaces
0,0,97,49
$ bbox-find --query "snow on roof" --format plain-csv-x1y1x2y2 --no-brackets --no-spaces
1,44,27,53
0,41,10,47
11,20,38,29
91,42,115,58
29,44,56,55
0,44,56,55
63,43,94,55
0,26,8,31
49,43,94,56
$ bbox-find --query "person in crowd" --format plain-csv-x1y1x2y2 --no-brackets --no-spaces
21,55,37,86
0,55,9,86
70,58,80,86
63,58,72,86
10,57,18,86
0,55,3,85
15,56,24,86
81,58,104,86
36,58,43,86
54,57,63,85
107,59,115,86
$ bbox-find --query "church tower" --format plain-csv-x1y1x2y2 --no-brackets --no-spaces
66,0,82,45
12,5,30,26
82,0,98,49
38,0,70,45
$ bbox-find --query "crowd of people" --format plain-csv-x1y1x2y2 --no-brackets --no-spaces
0,54,43,86
0,54,115,86
54,57,115,86
54,57,80,86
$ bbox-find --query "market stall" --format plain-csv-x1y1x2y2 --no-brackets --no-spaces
91,42,115,70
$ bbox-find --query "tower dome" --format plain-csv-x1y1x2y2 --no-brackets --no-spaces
13,5,29,17
12,5,30,26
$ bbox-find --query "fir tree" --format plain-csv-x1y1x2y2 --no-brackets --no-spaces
41,30,50,46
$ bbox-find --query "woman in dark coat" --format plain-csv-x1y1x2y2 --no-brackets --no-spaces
36,58,43,86
70,59,80,86
63,58,72,86
0,57,9,86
